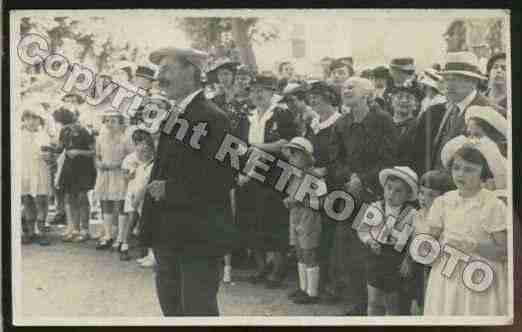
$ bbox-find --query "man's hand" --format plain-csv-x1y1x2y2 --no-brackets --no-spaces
367,239,382,255
344,173,362,194
147,180,166,201
66,149,81,159
237,174,250,187
399,257,413,278
97,161,108,171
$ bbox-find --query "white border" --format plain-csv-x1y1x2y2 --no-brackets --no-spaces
10,8,514,326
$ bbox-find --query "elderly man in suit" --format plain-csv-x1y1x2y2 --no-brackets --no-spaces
411,51,503,174
140,47,238,316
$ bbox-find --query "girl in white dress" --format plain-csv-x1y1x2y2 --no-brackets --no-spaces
20,104,53,245
119,129,155,261
94,110,133,250
424,145,508,316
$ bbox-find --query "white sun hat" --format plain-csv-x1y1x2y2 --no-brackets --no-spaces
379,166,419,201
441,135,507,189
465,105,507,138
282,137,315,163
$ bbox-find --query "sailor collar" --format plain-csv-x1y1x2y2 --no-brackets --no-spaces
310,111,342,134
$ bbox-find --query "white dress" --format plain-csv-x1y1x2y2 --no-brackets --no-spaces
424,189,508,316
20,128,52,197
94,130,133,201
124,159,154,214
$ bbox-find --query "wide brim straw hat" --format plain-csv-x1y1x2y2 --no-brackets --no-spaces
389,57,416,73
441,52,487,80
378,166,419,201
418,68,443,92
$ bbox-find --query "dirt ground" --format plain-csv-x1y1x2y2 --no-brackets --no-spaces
20,229,348,319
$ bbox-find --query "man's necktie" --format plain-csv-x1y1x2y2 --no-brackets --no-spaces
440,103,460,149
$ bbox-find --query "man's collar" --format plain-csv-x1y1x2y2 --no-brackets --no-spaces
175,89,204,113
456,89,477,114
161,89,203,135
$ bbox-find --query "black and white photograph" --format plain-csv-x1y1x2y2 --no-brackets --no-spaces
8,8,514,326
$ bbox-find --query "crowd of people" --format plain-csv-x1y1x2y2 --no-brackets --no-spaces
19,22,509,317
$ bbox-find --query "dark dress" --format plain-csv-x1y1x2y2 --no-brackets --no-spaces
236,103,299,252
57,123,96,194
212,93,253,142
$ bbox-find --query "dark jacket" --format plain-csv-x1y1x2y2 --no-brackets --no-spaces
331,105,398,203
410,93,495,174
140,91,239,257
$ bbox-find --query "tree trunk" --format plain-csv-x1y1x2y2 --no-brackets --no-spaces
230,18,257,70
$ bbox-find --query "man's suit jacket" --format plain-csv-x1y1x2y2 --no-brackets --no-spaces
411,93,493,175
140,90,240,257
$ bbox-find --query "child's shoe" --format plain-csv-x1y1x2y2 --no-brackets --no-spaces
287,289,307,300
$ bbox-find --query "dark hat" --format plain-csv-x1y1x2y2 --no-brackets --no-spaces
135,66,156,80
251,74,278,90
432,63,442,71
307,80,341,106
486,52,506,76
390,84,424,103
390,57,415,72
52,107,76,126
236,64,254,77
419,170,455,193
338,57,354,67
371,66,391,80
149,47,208,69
205,57,240,75
282,81,309,96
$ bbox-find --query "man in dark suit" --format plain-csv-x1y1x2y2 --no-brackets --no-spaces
140,48,238,316
411,51,502,174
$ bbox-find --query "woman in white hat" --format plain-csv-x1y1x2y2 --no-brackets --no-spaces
94,107,133,250
20,102,54,245
424,144,508,316
465,105,507,157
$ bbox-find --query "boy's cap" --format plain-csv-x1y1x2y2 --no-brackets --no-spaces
379,166,419,201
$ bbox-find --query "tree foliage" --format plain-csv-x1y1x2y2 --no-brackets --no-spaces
177,17,279,69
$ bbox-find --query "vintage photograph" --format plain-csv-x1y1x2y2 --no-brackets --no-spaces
9,9,513,325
